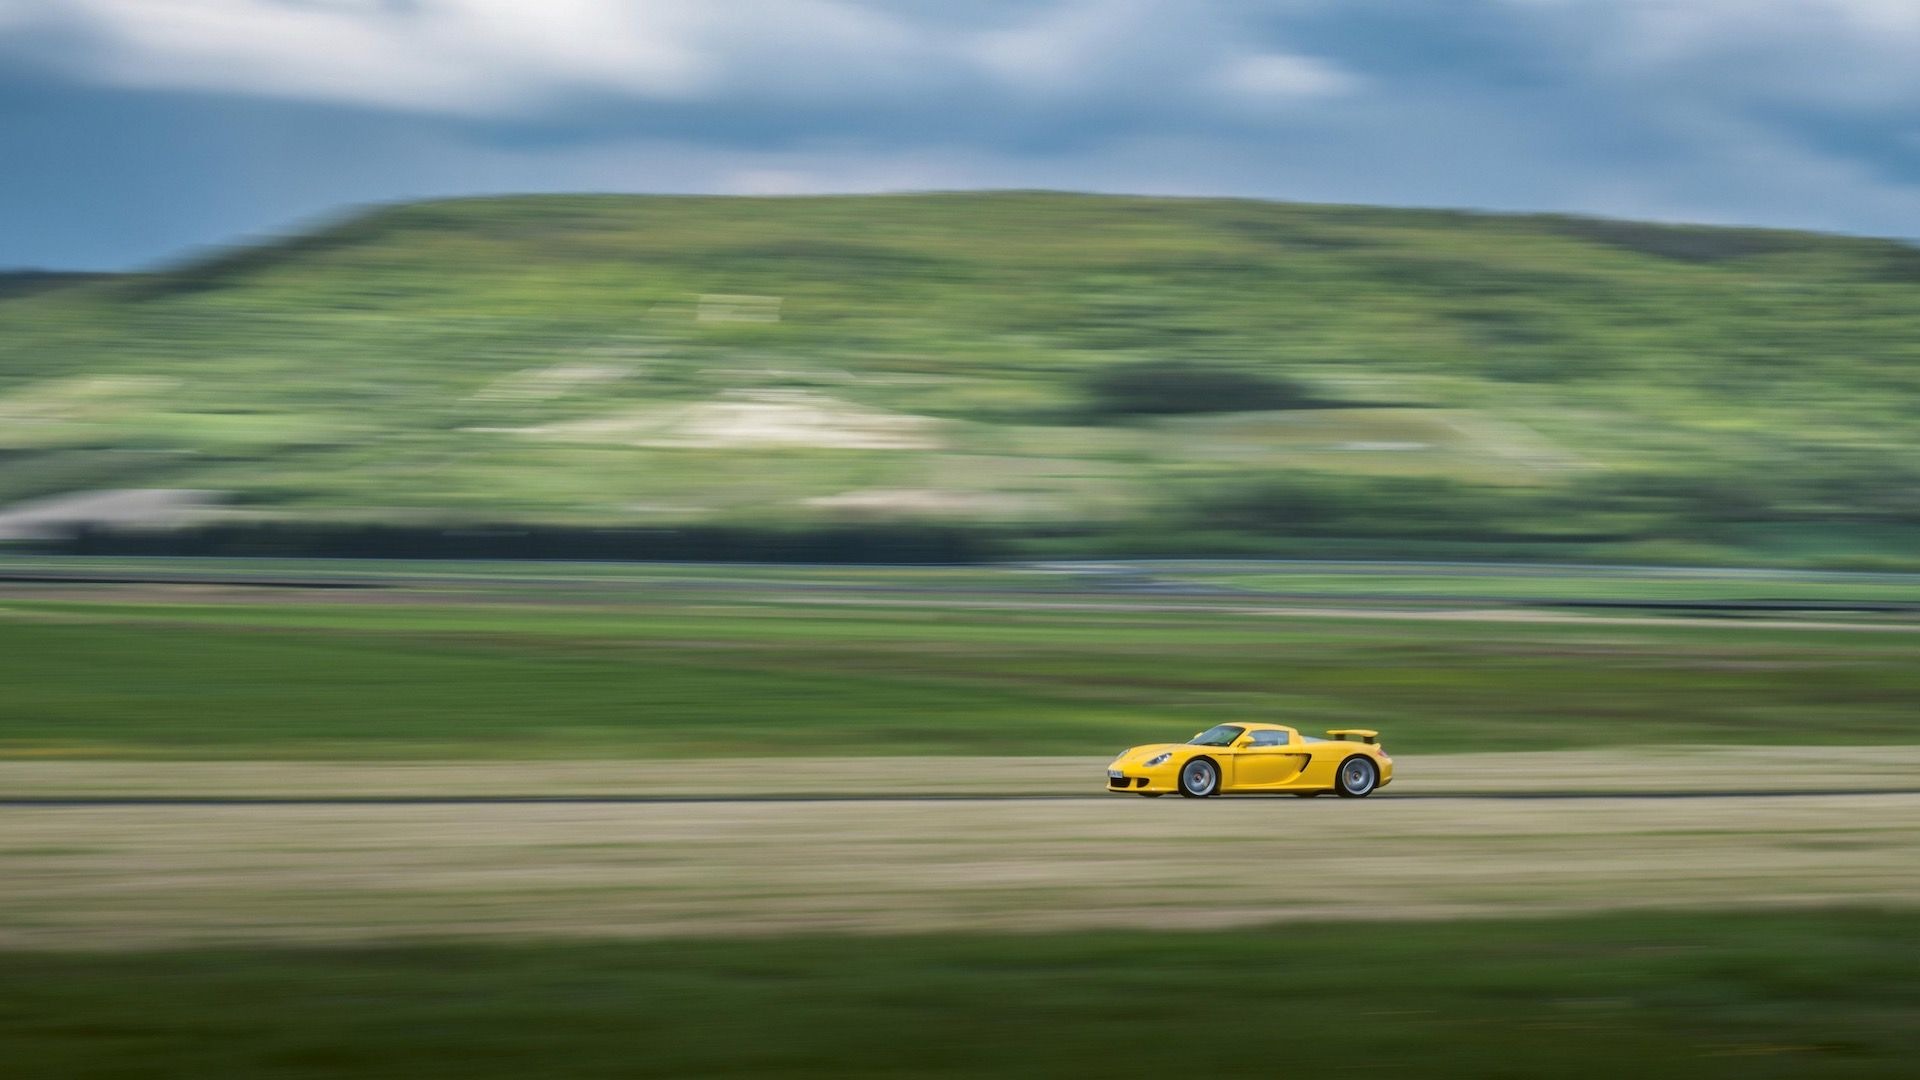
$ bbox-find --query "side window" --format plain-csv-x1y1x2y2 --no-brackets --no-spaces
1250,730,1288,747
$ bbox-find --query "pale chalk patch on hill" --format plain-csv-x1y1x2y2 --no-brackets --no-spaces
0,489,220,540
467,363,630,403
714,365,855,385
659,391,940,449
505,390,942,450
803,488,1038,516
1441,412,1589,471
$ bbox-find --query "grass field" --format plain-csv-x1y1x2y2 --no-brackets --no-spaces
4,560,1920,758
5,911,1919,1079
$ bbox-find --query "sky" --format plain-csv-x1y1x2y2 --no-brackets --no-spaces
3,0,1920,270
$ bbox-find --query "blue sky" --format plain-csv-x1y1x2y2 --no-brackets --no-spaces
4,0,1919,269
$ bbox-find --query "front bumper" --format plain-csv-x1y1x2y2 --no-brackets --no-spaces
1105,763,1179,794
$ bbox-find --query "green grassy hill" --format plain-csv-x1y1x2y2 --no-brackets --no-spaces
4,192,1919,564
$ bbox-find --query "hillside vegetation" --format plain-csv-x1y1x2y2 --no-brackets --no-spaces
4,192,1919,564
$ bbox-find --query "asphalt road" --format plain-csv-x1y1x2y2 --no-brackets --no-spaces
9,789,1919,946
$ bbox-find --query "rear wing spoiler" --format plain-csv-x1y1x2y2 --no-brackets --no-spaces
1325,729,1380,744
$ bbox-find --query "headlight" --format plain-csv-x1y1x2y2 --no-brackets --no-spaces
1144,752,1172,767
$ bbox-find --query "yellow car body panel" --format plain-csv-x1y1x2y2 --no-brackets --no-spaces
1106,723,1392,797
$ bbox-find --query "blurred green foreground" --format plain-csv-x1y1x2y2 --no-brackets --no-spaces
4,911,1917,1080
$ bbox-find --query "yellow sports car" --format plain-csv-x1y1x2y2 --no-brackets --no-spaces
1107,724,1392,798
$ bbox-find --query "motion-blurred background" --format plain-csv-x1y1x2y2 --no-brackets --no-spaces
3,3,1920,1078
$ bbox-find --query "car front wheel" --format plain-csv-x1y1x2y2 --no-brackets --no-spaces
1178,758,1219,798
1335,756,1378,798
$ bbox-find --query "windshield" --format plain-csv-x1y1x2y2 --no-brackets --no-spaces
1188,725,1245,747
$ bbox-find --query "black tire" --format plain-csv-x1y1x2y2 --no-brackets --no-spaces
1178,757,1220,798
1335,756,1378,798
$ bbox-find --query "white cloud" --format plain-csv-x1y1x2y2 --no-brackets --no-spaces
9,0,712,112
0,0,948,114
1213,52,1358,102
2,0,1362,119
967,0,1162,95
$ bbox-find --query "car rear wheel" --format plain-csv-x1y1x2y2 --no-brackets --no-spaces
1335,756,1378,798
1178,758,1219,798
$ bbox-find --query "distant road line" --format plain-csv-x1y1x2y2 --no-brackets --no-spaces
6,567,1919,612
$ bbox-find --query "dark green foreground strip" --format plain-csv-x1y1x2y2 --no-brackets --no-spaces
4,911,1918,1079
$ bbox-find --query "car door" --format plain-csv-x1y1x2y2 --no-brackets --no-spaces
1228,730,1310,790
